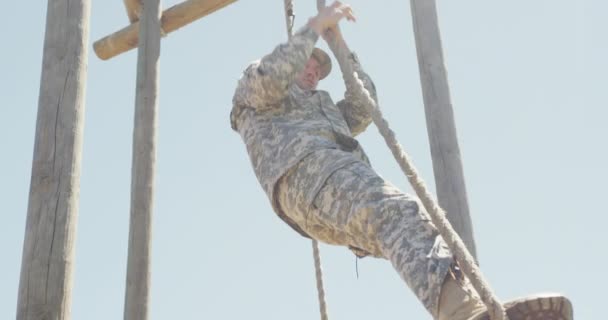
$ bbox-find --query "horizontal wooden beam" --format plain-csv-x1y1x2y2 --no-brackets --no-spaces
94,0,237,60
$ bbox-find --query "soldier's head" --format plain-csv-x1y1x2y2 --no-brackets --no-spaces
295,48,332,91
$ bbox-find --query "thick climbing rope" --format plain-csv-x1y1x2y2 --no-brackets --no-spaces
283,0,295,39
283,2,330,320
312,240,329,320
314,1,508,320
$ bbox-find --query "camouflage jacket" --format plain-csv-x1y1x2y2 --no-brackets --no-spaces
230,25,378,219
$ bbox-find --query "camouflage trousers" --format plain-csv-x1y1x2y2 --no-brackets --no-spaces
276,154,453,318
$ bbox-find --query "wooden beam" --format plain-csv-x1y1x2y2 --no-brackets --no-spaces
94,0,237,60
17,0,91,319
123,0,142,23
410,0,478,259
123,0,161,319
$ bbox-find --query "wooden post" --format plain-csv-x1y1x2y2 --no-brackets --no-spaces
16,0,91,319
410,0,478,259
93,0,237,60
123,0,161,318
124,0,142,23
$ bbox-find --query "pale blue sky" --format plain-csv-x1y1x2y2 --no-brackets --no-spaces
1,1,606,319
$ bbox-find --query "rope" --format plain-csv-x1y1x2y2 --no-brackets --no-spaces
282,2,330,320
315,1,508,319
283,0,295,40
352,74,507,320
312,240,329,320
283,1,506,319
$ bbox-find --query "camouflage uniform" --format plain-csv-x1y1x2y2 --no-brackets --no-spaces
230,25,452,317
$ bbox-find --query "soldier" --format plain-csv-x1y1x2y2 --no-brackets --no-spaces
230,2,572,319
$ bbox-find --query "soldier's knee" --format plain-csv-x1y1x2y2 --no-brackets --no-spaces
372,195,421,224
395,193,422,214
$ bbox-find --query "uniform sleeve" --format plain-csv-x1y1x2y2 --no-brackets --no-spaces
336,52,378,136
232,26,319,111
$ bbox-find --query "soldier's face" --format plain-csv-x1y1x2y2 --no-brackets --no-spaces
296,57,322,91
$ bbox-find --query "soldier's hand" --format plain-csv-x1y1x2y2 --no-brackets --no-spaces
309,1,356,36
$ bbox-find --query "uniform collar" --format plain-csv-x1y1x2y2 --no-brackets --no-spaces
289,83,317,99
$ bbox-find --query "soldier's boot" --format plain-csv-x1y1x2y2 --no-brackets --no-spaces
437,272,574,320
437,272,486,320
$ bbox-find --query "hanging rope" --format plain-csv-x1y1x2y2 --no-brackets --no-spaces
284,0,295,40
315,1,508,319
282,2,330,320
351,74,507,320
312,240,329,320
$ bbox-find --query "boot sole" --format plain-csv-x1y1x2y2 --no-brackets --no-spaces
478,294,573,320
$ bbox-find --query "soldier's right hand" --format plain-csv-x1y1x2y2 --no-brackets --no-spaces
308,1,356,35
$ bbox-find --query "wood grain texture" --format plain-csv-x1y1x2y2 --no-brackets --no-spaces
410,0,478,259
94,0,237,60
17,0,91,319
123,0,162,319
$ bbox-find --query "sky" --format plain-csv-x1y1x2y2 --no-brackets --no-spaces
1,0,606,319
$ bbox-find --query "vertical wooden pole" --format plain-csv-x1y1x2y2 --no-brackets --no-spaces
124,0,161,318
17,0,91,319
410,0,478,259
